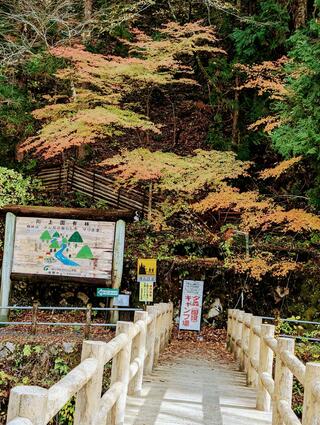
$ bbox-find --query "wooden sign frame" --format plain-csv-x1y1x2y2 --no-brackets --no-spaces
0,207,127,321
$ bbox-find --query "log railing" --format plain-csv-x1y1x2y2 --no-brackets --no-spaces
6,302,173,425
227,309,320,425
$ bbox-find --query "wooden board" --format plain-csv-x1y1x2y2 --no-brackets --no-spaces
12,217,116,281
1,205,134,221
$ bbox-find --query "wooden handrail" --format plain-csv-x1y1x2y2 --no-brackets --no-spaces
6,302,174,425
227,308,320,425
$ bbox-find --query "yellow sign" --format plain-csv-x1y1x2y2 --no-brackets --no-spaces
137,258,157,282
139,282,154,302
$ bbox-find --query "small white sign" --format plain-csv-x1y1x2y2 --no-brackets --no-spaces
113,294,130,307
179,280,204,331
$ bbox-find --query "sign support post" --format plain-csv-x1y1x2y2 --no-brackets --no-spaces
0,213,16,322
110,220,126,323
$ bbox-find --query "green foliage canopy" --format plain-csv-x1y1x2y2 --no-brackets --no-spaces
0,167,41,207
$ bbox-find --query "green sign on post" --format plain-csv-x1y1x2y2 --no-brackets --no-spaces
96,288,119,298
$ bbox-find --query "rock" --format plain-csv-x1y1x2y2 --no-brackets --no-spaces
63,342,75,354
207,298,223,319
77,292,89,305
0,342,16,359
5,342,15,353
61,291,75,299
49,346,59,355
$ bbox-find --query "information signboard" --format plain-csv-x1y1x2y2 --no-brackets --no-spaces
113,294,130,307
139,282,154,302
179,280,204,331
96,288,119,297
12,217,115,280
137,259,157,282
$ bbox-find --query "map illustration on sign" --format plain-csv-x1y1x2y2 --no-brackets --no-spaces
12,217,116,280
40,228,94,268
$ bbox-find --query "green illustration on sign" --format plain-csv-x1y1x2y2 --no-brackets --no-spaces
69,231,83,243
12,217,117,280
40,228,95,269
76,245,94,260
49,239,60,250
40,230,51,242
96,288,119,297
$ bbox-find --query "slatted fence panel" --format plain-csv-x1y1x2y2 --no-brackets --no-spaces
37,164,148,213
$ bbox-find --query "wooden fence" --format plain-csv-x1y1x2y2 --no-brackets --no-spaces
37,164,150,213
227,309,320,425
37,164,241,224
2,305,143,337
6,302,173,425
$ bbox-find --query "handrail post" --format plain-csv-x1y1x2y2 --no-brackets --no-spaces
272,337,295,425
239,311,245,369
109,321,134,425
248,316,262,387
302,362,320,425
235,310,244,362
164,303,171,346
232,309,239,354
256,324,275,411
7,386,48,425
74,340,107,425
231,309,239,356
128,311,148,396
158,303,164,351
153,304,161,367
241,313,252,372
161,303,167,351
84,304,92,339
31,302,39,335
144,306,156,375
239,311,248,371
227,309,234,351
168,301,174,342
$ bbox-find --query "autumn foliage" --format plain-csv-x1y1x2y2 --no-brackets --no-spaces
101,148,248,192
18,22,224,159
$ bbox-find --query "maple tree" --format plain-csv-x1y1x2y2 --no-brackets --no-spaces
225,254,299,281
16,22,224,160
101,148,248,192
259,156,302,180
102,143,320,284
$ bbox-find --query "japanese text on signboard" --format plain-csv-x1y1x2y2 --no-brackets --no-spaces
12,217,115,280
137,259,157,282
139,282,154,302
179,280,204,331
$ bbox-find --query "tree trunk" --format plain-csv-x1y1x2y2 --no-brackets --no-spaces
232,0,241,147
294,0,308,28
148,182,153,222
82,0,93,42
232,75,240,146
84,0,93,21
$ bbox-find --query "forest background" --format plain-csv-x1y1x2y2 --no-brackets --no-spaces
0,0,320,319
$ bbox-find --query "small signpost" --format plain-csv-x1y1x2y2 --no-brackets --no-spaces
96,288,119,298
179,280,204,331
137,259,157,282
113,294,130,307
137,258,156,305
139,282,154,302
